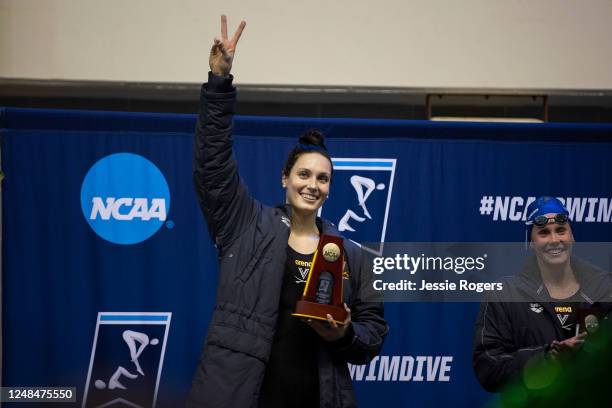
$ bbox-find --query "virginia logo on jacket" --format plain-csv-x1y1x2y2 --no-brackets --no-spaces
319,158,397,254
83,312,172,408
80,153,171,245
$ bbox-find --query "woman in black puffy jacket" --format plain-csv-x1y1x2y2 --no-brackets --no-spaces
187,15,388,408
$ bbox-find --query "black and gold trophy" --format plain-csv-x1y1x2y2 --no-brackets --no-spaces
292,234,348,324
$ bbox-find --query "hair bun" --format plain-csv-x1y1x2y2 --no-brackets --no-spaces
283,129,333,177
299,129,327,150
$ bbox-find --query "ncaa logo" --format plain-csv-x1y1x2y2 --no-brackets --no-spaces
80,153,170,245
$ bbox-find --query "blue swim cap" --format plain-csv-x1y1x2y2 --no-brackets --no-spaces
525,196,569,224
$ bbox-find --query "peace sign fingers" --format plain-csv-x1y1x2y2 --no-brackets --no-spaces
220,15,246,49
209,15,247,77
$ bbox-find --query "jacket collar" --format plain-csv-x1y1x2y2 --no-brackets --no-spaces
519,256,600,285
277,203,341,236
517,255,608,303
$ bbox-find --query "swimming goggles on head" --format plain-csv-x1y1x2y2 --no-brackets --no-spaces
527,213,568,227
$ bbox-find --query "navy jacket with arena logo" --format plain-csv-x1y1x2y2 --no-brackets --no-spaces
186,73,388,408
472,256,612,392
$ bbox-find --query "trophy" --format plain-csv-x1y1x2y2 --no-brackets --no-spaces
292,234,349,324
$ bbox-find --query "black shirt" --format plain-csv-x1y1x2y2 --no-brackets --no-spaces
546,288,582,339
259,246,320,408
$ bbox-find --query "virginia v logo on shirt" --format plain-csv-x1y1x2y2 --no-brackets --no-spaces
295,266,310,283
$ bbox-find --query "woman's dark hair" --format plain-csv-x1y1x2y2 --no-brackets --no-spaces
282,129,333,179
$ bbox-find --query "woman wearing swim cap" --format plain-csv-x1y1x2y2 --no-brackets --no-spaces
473,196,612,392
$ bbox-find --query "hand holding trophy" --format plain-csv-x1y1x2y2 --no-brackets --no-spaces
293,235,351,340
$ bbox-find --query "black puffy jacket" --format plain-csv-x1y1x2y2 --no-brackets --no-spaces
472,256,612,392
186,72,388,408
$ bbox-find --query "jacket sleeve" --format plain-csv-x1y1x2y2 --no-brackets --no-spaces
330,245,389,365
472,298,548,392
193,72,258,248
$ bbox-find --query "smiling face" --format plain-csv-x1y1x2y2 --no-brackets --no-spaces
282,152,332,215
530,213,574,266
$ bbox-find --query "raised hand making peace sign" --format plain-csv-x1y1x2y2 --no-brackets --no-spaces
209,15,246,77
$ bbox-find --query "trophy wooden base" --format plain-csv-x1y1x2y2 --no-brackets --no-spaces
292,300,348,325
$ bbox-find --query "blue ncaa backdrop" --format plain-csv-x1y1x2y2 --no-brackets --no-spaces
2,107,612,407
